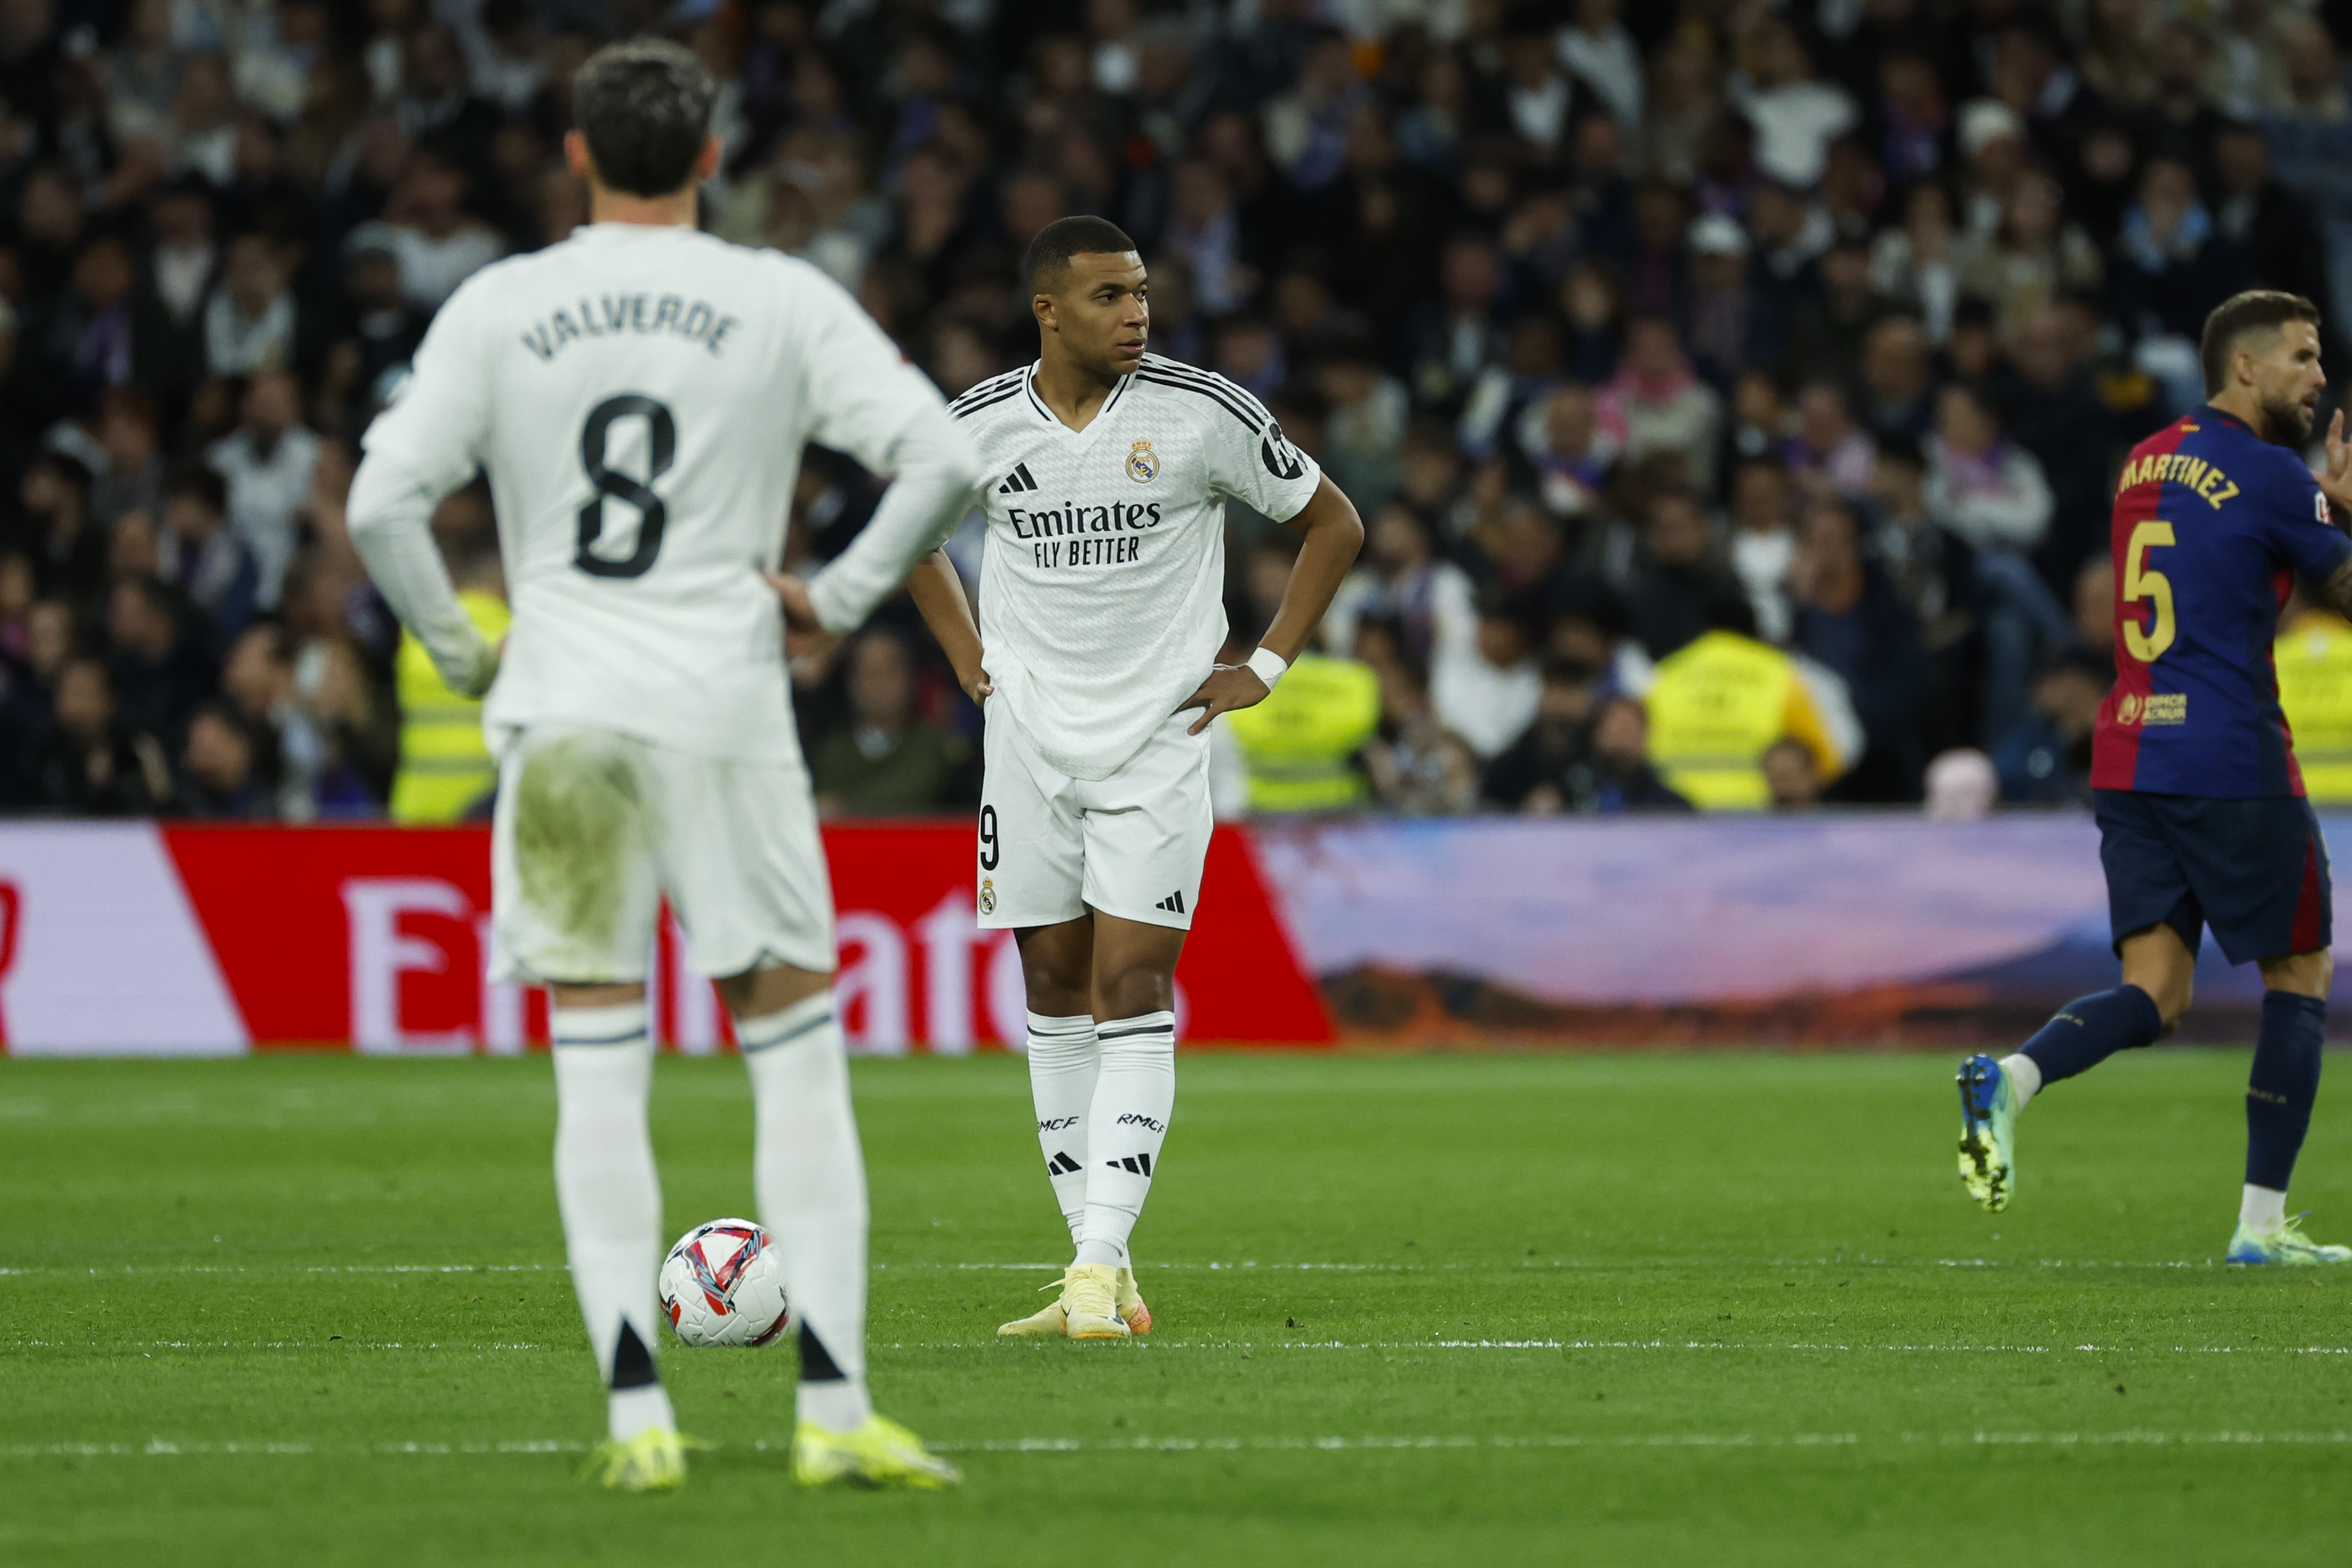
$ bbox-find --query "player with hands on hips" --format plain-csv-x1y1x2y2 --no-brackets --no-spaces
345,38,977,1493
911,217,1363,1340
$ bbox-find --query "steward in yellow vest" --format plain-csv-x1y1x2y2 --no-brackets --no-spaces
389,585,510,822
1644,628,1842,810
1224,651,1382,812
2277,606,2352,805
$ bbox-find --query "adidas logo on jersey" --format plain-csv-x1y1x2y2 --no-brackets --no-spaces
998,463,1038,494
1155,891,1187,914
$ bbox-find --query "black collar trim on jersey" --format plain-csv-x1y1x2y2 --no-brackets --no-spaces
1136,365,1265,433
1021,364,1057,425
1101,371,1136,416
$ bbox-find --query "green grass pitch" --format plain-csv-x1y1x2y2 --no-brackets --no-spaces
3,1049,2349,1565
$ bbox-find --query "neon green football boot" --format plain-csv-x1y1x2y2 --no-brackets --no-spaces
580,1427,694,1492
790,1413,962,1489
2226,1212,2352,1265
1956,1054,2018,1212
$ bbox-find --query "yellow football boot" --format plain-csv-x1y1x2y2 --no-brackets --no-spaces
790,1413,962,1489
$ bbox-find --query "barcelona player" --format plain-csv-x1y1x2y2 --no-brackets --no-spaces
1956,291,2352,1263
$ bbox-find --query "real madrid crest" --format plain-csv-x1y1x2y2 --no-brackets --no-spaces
1126,438,1158,483
978,877,997,916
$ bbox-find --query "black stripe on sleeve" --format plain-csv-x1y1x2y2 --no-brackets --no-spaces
1136,371,1264,433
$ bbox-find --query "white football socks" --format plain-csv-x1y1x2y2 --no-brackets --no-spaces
2241,1183,2288,1234
1074,1011,1175,1268
550,1001,675,1444
1026,1012,1101,1247
1998,1053,2043,1110
740,991,873,1434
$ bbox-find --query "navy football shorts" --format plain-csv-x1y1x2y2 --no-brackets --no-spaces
2093,790,2333,964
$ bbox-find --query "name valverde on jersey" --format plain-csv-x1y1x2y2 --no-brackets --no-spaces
2092,407,2352,797
360,224,947,766
952,354,1322,781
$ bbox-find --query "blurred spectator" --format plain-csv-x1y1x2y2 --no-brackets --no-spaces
1600,314,1723,494
206,367,317,607
1224,648,1381,814
203,231,296,378
175,699,271,817
1430,589,1540,762
1643,593,1846,810
810,627,972,816
1622,485,1742,660
1324,499,1475,668
1992,651,2108,805
16,655,173,813
1761,737,1823,810
1997,305,2120,597
90,388,165,525
1578,694,1692,814
1523,382,1615,521
2274,592,2352,806
155,463,256,645
1924,381,2071,744
1358,616,1479,815
1924,748,2000,821
1726,455,1797,643
387,530,506,824
106,574,206,743
1788,496,1925,801
11,450,104,604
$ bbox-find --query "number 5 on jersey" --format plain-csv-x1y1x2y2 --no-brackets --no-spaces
2122,520,2175,662
575,395,676,579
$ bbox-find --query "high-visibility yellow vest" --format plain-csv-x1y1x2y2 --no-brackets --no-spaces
389,589,511,824
2277,609,2352,805
1224,653,1382,812
1644,629,1837,810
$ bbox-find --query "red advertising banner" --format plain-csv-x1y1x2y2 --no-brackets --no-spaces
0,822,1331,1054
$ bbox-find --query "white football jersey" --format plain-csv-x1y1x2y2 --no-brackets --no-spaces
362,224,947,765
952,354,1322,780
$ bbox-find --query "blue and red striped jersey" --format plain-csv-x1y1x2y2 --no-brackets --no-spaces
2091,408,2352,797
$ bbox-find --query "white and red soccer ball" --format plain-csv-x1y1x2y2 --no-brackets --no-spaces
658,1219,792,1348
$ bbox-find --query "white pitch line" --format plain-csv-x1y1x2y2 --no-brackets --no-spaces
10,1430,2352,1461
12,1337,2348,1357
0,1264,559,1277
7,1341,545,1351
0,1258,2240,1277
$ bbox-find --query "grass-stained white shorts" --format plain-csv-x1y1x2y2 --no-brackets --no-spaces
976,704,1212,932
489,726,834,984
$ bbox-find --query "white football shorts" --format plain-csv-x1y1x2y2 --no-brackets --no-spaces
976,704,1213,932
489,726,835,984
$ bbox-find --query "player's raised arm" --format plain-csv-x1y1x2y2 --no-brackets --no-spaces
347,291,501,698
770,280,983,636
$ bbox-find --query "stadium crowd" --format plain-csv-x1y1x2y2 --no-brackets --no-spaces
4,0,2352,821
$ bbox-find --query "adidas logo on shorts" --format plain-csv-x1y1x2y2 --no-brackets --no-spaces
1155,890,1186,914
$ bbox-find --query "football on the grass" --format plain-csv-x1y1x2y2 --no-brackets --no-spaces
659,1219,792,1347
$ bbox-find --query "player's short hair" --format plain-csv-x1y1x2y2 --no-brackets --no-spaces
572,38,716,198
2199,290,2322,393
1023,215,1139,295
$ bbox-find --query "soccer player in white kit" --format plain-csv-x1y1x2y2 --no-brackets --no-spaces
910,217,1363,1338
345,41,977,1491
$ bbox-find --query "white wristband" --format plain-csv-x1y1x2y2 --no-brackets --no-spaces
1245,646,1290,689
